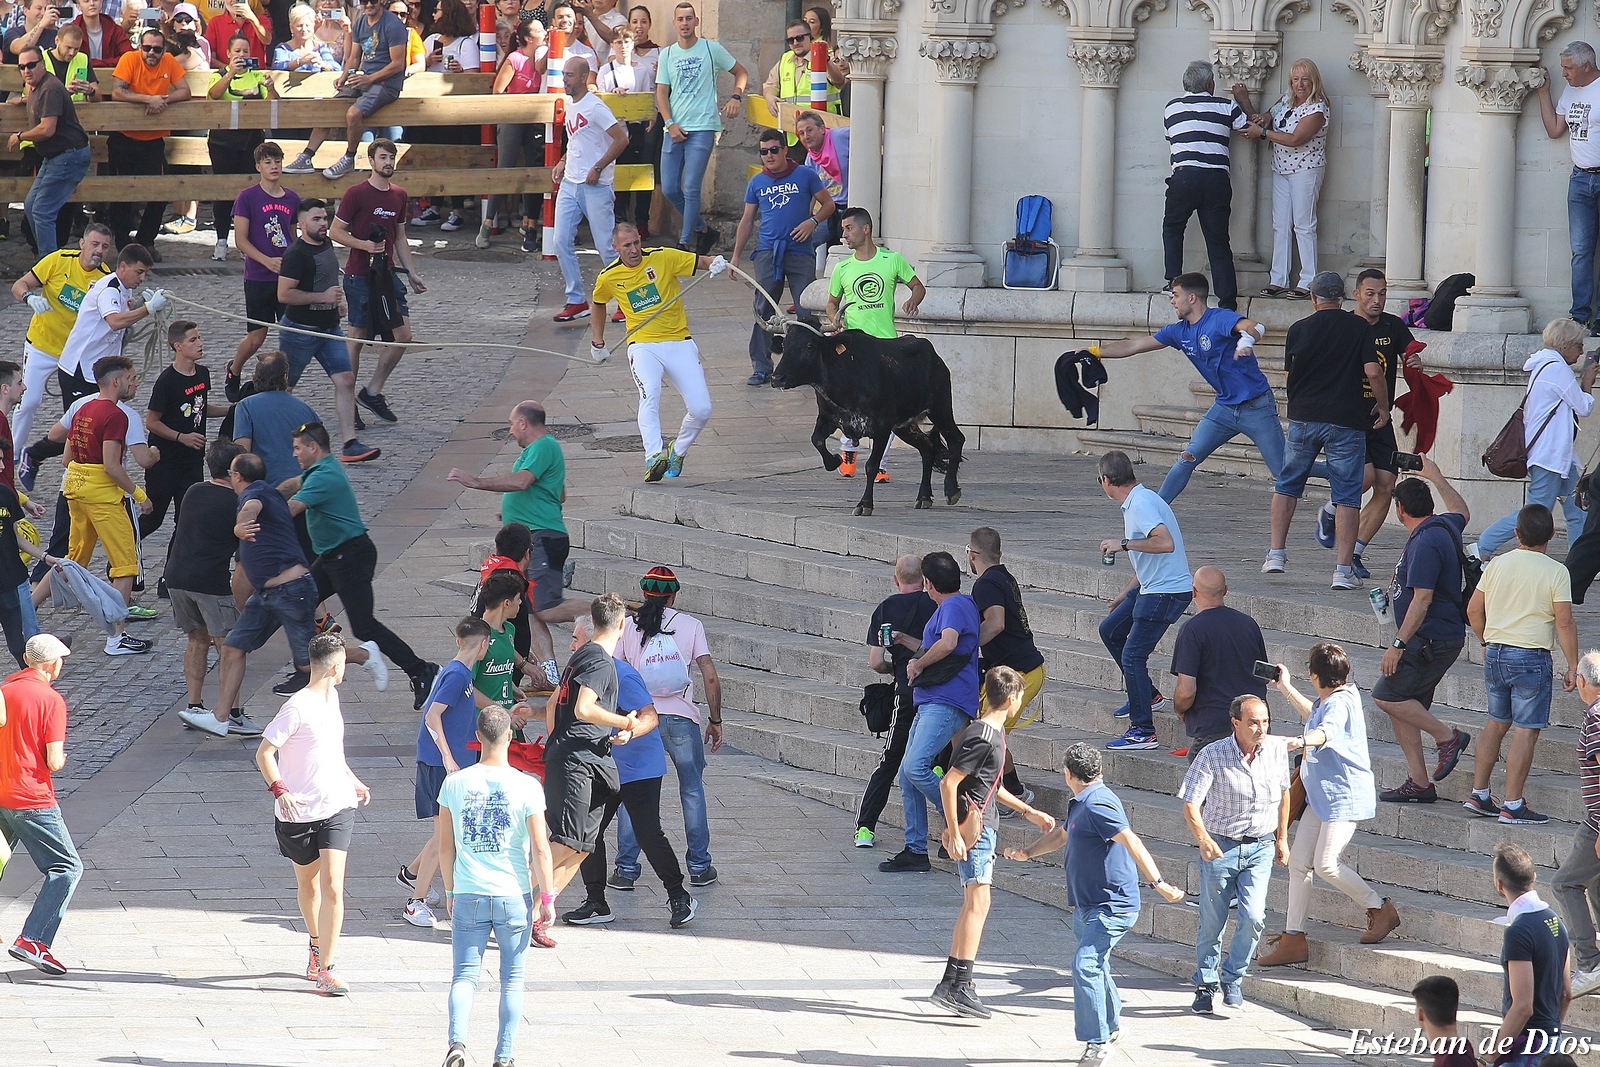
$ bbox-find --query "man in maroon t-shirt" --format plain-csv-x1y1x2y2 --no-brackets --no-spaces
0,634,81,975
328,138,427,430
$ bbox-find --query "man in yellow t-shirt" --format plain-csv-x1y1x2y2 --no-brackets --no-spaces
587,221,728,483
1465,502,1578,825
8,224,113,450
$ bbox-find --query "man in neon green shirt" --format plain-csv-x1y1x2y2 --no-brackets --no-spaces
825,207,926,475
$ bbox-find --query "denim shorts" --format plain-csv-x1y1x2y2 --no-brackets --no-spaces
1485,644,1554,730
957,824,998,886
343,272,409,331
224,572,318,667
280,319,353,386
1275,420,1367,507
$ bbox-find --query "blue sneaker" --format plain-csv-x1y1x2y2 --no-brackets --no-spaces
1315,503,1336,549
1106,727,1159,751
663,440,684,478
1351,553,1370,580
1222,982,1243,1007
644,451,670,482
1113,700,1130,718
17,449,35,492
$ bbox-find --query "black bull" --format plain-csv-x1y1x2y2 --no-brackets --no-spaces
770,325,964,517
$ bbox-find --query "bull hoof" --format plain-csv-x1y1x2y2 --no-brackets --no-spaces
823,454,841,472
915,497,933,510
946,491,962,505
854,505,873,517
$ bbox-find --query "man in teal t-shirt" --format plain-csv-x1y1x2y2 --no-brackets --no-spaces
285,421,439,707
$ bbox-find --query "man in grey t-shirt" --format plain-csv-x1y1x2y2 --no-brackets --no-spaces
284,0,408,180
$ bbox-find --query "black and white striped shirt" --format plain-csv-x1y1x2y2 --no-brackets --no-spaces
1164,93,1248,172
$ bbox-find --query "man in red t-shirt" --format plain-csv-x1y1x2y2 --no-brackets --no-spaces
0,634,81,975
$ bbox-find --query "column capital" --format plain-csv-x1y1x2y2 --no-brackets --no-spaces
1068,39,1136,87
835,26,899,80
919,35,998,85
1364,50,1445,108
1209,33,1280,93
1455,56,1546,112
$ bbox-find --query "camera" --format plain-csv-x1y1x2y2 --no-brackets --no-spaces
1394,451,1424,472
1251,660,1281,682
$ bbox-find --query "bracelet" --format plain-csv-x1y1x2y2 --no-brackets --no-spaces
709,718,723,724
268,780,288,797
539,891,556,905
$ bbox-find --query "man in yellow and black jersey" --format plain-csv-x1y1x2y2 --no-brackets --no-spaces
588,222,729,483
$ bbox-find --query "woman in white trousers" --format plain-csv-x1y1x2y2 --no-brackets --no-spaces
1240,59,1330,298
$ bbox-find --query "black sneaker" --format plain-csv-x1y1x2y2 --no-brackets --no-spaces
669,895,697,928
689,865,718,887
694,225,720,256
1192,985,1216,1015
444,1041,467,1067
272,671,308,696
1379,778,1437,803
878,847,931,873
607,868,636,891
1499,801,1551,825
561,899,615,925
1433,728,1471,782
1463,793,1501,818
357,387,398,423
411,662,440,710
930,980,991,1019
937,845,951,861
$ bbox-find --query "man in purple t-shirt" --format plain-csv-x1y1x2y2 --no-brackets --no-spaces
224,142,301,405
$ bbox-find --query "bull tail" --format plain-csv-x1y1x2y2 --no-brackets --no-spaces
895,420,952,473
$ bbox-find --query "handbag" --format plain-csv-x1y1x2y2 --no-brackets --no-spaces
1287,753,1307,825
911,645,970,688
859,683,895,735
1483,363,1564,479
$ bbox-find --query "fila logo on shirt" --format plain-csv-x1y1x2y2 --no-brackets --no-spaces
566,112,590,135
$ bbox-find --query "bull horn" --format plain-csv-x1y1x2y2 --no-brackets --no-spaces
758,314,787,334
790,318,827,338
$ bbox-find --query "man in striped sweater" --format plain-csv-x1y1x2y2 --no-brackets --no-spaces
1162,61,1250,311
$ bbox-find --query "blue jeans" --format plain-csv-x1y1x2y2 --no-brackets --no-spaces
1073,904,1137,1043
0,804,83,945
554,180,618,305
898,702,972,855
26,146,91,257
1571,167,1600,322
280,320,352,387
1192,837,1274,988
0,578,39,667
615,713,711,877
1099,588,1193,730
1159,393,1287,502
1485,644,1555,730
1479,462,1583,558
224,572,319,667
660,129,716,244
1275,420,1367,507
449,892,532,1063
747,248,817,375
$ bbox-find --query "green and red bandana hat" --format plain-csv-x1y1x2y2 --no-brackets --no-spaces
640,566,680,597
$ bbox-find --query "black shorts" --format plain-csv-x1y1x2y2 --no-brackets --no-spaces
1366,422,1400,475
275,805,356,866
245,278,283,332
542,741,618,853
1371,638,1465,709
529,530,571,613
415,761,448,820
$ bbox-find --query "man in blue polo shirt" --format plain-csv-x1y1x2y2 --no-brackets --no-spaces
1004,742,1182,1064
1090,271,1275,502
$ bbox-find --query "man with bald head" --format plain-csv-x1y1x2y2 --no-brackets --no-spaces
550,55,632,323
1170,566,1268,761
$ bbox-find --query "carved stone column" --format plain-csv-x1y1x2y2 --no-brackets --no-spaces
1211,34,1278,273
1453,55,1543,333
834,24,897,227
1367,52,1444,299
1059,32,1135,292
1350,48,1390,265
919,31,996,287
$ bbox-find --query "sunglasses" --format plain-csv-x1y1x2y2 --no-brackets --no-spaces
786,33,809,43
16,59,38,70
758,145,784,156
140,44,164,51
174,13,194,20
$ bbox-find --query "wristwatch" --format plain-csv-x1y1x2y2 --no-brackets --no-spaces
1391,638,1407,650
730,92,743,100
1121,538,1130,552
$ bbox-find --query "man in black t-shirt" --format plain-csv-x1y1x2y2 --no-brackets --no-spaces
1266,271,1388,589
543,592,635,914
167,439,244,724
142,320,227,544
967,527,1045,804
854,554,935,847
1170,567,1266,762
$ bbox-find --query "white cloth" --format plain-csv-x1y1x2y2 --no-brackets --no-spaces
1497,888,1552,926
422,33,478,72
49,557,129,635
1268,97,1329,175
1559,79,1600,170
1284,807,1383,932
262,688,359,824
57,274,132,380
1270,167,1324,290
1522,348,1595,476
13,341,58,454
59,395,147,450
617,607,711,722
563,91,621,185
596,58,638,93
625,338,712,461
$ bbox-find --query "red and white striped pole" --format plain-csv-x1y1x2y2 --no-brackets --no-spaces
809,40,828,112
476,4,495,230
541,29,567,260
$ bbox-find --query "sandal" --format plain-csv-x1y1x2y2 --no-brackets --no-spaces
1287,288,1311,299
1260,285,1289,297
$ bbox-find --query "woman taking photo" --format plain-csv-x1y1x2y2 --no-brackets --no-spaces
1257,643,1400,966
272,3,339,70
1241,58,1329,299
207,31,277,260
477,17,544,251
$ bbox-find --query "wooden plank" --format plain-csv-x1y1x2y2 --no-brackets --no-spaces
0,68,498,95
0,162,654,201
0,135,494,168
745,96,848,132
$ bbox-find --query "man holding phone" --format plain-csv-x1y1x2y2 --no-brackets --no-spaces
5,0,61,65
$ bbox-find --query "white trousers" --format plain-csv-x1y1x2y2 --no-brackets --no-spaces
14,341,58,451
629,339,712,457
1284,806,1383,932
1270,167,1324,290
840,433,895,457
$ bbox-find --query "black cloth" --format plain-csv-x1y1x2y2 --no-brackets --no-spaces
1169,605,1267,740
236,479,306,588
1569,472,1600,604
139,460,201,538
208,140,259,238
1162,167,1237,310
1367,311,1415,411
310,532,427,679
947,718,1005,829
281,237,342,329
551,641,619,752
541,738,619,853
867,590,936,696
1054,350,1108,424
1285,308,1377,431
1393,512,1468,641
366,228,405,342
147,363,210,468
971,564,1044,673
106,131,166,248
164,480,237,596
26,74,87,158
0,483,32,591
1500,906,1571,1049
579,775,688,902
856,688,913,833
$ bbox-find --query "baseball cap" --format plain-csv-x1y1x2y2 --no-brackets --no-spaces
1309,271,1346,301
173,3,202,19
24,634,71,666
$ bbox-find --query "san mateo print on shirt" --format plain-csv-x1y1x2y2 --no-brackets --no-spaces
458,786,514,854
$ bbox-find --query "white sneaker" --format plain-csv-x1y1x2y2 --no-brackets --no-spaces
227,709,264,736
105,633,151,656
212,239,227,261
475,222,491,250
404,899,436,928
283,150,316,174
425,886,444,907
1330,570,1363,590
179,705,229,737
361,640,390,691
1574,966,1600,997
1261,553,1286,574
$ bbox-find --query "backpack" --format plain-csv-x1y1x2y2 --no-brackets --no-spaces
859,682,895,735
1421,273,1475,332
1003,195,1054,289
1419,515,1480,605
637,627,692,698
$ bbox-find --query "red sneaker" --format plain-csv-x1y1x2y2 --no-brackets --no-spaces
610,308,626,323
874,469,890,483
9,936,66,975
554,303,591,322
305,942,321,980
838,451,856,477
531,920,557,948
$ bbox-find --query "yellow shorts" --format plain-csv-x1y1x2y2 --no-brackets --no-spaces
66,494,138,579
1003,664,1047,732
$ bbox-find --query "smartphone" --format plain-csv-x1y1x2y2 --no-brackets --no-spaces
139,7,162,22
242,56,260,70
1251,660,1281,682
54,2,75,18
1394,451,1424,472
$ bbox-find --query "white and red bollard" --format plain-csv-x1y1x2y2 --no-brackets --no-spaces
541,30,567,260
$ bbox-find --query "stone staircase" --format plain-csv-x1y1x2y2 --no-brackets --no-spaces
543,478,1598,1059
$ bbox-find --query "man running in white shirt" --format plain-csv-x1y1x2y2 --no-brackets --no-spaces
550,56,629,324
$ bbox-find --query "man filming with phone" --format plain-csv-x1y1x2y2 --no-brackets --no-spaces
1169,566,1268,763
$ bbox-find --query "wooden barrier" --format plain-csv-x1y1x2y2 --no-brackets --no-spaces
0,69,494,96
0,136,494,168
744,96,849,133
